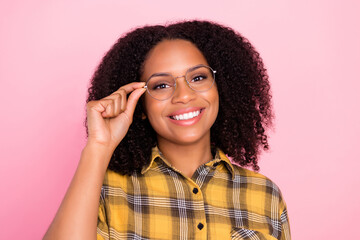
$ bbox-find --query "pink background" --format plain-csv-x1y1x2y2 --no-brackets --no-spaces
1,0,359,239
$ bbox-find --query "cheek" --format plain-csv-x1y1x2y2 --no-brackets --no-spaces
210,87,219,112
143,95,166,121
142,94,157,116
214,96,220,119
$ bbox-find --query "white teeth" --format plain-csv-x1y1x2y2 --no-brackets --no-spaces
171,110,201,120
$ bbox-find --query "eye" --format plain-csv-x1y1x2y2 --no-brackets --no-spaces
153,83,170,90
147,73,174,91
191,75,207,82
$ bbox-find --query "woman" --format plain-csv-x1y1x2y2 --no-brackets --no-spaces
44,20,291,239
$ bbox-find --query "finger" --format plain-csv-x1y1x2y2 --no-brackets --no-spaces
102,100,114,117
103,89,126,116
99,82,145,118
124,88,146,120
115,82,146,95
105,93,120,116
87,100,105,113
119,89,127,112
87,99,113,118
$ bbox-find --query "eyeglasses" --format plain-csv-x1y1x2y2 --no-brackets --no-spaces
144,64,216,101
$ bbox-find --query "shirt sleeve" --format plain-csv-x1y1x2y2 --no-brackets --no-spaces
97,188,109,240
279,195,291,240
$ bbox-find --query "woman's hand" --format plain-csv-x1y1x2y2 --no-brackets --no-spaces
85,82,146,152
43,83,146,239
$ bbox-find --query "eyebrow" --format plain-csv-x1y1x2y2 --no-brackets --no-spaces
146,72,172,82
147,64,207,80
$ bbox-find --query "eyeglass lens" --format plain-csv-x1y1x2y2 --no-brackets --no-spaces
146,65,215,100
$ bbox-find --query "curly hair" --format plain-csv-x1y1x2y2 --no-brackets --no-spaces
86,20,273,175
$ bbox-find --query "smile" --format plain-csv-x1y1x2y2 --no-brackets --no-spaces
169,110,202,121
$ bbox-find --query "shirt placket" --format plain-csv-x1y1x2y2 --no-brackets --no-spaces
156,153,220,240
188,165,214,240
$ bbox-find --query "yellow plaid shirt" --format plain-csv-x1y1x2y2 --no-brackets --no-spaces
97,147,291,240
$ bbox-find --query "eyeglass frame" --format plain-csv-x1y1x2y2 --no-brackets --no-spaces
143,64,217,101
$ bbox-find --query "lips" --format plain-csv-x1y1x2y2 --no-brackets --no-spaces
169,109,202,120
167,107,205,126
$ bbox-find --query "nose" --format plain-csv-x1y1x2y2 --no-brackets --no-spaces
171,76,196,104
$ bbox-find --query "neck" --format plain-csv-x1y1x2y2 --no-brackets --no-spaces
157,133,213,178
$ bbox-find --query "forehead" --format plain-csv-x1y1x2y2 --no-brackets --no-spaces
141,39,209,80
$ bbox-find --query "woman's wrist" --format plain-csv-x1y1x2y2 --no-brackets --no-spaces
81,142,115,172
84,139,116,153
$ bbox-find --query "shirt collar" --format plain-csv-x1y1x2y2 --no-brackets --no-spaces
141,146,235,179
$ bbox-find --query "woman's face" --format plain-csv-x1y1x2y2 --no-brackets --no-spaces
141,39,219,146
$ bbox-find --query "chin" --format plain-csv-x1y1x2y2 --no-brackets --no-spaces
169,131,210,146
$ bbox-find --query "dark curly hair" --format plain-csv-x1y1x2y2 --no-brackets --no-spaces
86,20,273,175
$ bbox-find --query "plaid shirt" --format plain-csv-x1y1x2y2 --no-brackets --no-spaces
97,147,291,240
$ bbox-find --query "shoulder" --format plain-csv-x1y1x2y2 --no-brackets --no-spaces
232,164,269,179
231,164,285,203
233,164,278,184
102,168,130,187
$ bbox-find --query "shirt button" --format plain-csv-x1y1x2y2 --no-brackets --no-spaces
197,223,204,230
192,188,199,194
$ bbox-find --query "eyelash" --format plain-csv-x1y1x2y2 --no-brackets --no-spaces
191,75,207,82
153,83,170,90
